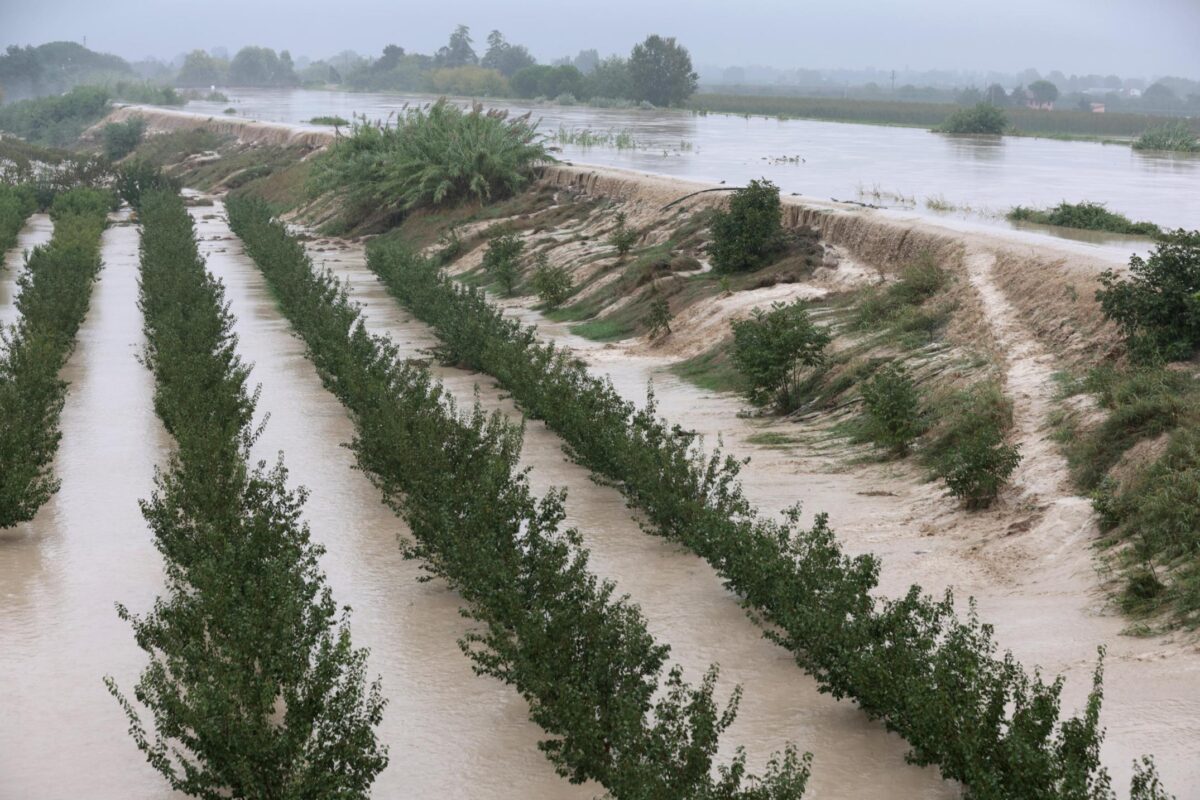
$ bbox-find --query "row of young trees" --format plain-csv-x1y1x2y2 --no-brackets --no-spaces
360,234,1172,799
225,194,812,799
105,187,388,797
0,182,37,253
0,187,110,528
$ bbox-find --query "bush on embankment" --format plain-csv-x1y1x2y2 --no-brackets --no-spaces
226,194,811,799
363,235,1171,800
308,99,551,227
0,187,109,527
106,189,388,797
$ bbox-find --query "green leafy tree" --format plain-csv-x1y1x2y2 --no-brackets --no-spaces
731,300,830,411
435,24,478,68
628,35,697,106
101,114,146,161
531,252,573,308
1028,79,1060,106
984,83,1009,105
646,292,672,338
483,230,525,295
480,30,536,77
709,179,786,273
175,50,225,87
860,363,924,455
229,46,298,87
609,210,638,257
1097,230,1200,361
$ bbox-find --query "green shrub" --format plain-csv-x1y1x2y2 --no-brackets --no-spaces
646,292,672,337
0,183,38,253
935,426,1022,509
531,252,573,308
709,179,786,274
0,86,111,147
482,230,524,295
925,384,1021,509
937,103,1007,135
1133,121,1200,153
1008,202,1161,238
609,210,638,257
101,114,147,161
0,188,107,527
731,299,830,411
116,160,181,210
860,363,924,455
309,99,550,219
107,190,387,796
1097,229,1200,361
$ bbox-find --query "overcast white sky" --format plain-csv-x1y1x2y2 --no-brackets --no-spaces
2,0,1198,78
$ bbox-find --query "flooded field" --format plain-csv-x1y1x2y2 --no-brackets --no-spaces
180,88,1200,235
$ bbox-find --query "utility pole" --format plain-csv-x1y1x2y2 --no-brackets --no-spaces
891,69,896,93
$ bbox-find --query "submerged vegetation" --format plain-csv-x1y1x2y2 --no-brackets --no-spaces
227,196,811,798
936,102,1008,134
1132,121,1200,153
107,189,387,796
1008,202,1162,238
0,187,109,527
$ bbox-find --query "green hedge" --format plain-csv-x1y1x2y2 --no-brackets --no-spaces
226,195,811,799
106,189,387,797
0,188,108,527
363,236,1171,800
0,183,38,254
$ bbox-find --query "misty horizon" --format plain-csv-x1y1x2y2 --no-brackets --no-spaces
2,0,1198,83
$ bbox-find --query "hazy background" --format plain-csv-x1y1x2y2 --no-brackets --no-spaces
2,0,1198,79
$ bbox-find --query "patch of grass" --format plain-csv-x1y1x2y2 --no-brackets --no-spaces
1008,202,1161,238
1068,366,1200,490
671,344,744,394
568,318,633,341
744,431,798,447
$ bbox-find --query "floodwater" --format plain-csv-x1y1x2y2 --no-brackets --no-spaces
182,87,1200,233
0,213,53,328
308,230,957,797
